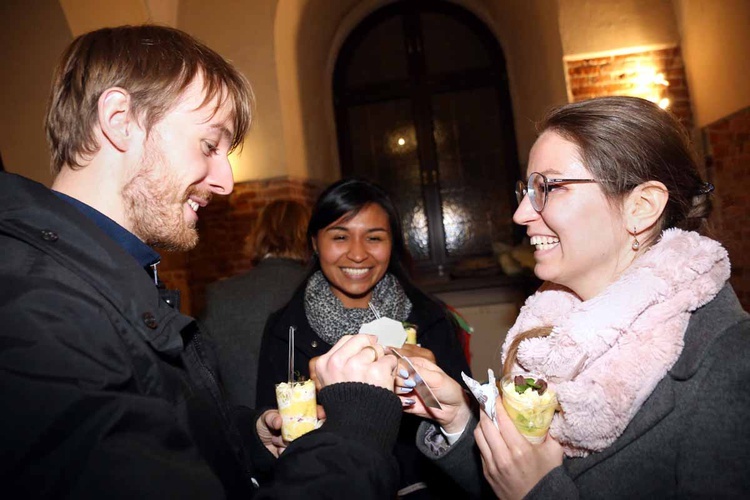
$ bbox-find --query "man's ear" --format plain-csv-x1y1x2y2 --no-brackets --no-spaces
311,238,318,254
624,181,669,234
97,87,138,152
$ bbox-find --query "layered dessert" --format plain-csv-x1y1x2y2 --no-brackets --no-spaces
275,379,317,442
500,373,557,444
403,322,418,345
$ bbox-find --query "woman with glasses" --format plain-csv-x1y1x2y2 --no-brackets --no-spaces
400,96,749,498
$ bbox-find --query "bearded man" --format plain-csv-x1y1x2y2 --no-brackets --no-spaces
0,25,401,499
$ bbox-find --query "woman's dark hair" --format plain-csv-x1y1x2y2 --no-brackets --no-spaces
306,178,414,288
540,96,712,247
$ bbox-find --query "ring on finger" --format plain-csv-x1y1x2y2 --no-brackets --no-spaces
361,345,380,362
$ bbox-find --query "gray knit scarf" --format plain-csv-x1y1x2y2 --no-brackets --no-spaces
304,270,412,346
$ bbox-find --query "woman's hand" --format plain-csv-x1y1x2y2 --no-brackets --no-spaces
396,356,472,433
314,335,397,390
256,409,286,458
474,398,563,499
257,405,327,458
396,343,436,364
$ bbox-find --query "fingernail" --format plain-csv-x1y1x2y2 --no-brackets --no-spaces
398,369,409,378
404,379,416,388
402,398,416,406
398,386,412,393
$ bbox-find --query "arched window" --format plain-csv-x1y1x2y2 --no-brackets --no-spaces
334,0,520,283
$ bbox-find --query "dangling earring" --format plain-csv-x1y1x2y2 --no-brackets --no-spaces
631,227,640,251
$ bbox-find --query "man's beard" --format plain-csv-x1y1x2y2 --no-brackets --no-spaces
122,139,210,251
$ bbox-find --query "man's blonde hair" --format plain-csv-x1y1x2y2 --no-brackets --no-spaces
45,25,254,173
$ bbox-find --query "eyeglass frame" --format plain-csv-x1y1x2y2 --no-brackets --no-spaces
515,172,599,212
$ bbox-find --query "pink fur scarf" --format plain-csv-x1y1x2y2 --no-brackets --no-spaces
501,229,730,457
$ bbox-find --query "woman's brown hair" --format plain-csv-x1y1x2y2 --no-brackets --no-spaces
540,96,712,247
246,200,311,264
505,96,713,373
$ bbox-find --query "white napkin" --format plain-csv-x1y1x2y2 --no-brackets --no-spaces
359,317,407,347
462,369,499,427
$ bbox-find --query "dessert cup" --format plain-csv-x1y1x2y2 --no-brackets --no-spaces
500,373,557,444
275,379,317,442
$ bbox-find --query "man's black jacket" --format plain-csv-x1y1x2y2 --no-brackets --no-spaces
0,172,401,499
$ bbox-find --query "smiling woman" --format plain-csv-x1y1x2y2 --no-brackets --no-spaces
403,97,749,500
311,203,392,309
256,178,471,498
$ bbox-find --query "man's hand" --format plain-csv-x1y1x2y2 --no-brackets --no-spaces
309,356,321,391
315,335,397,390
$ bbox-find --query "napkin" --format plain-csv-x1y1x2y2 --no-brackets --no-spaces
359,317,407,347
462,369,499,427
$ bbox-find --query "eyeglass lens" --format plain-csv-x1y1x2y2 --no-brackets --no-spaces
516,172,547,212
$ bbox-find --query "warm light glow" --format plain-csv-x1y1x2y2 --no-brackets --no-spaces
408,205,429,252
387,126,417,155
228,149,240,171
630,68,670,109
442,203,469,253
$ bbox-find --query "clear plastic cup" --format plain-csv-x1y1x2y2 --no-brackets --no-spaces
500,373,557,444
275,379,317,442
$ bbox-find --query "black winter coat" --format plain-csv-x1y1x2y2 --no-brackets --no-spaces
0,173,402,499
257,283,471,498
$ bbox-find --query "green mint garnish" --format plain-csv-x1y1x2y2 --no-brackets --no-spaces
513,375,548,395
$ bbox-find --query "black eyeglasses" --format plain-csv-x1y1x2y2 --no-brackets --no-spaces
515,172,599,212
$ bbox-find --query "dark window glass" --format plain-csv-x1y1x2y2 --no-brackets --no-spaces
334,0,519,281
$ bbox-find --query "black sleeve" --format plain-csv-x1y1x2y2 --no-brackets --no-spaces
254,382,402,499
0,277,228,499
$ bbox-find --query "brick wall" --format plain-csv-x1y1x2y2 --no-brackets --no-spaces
159,176,324,316
705,108,750,310
566,46,692,128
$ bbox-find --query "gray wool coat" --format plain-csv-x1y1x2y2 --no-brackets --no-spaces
417,284,750,498
199,258,307,408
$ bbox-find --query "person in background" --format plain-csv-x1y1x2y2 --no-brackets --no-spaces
256,178,471,499
400,96,750,498
0,25,405,499
201,199,311,408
